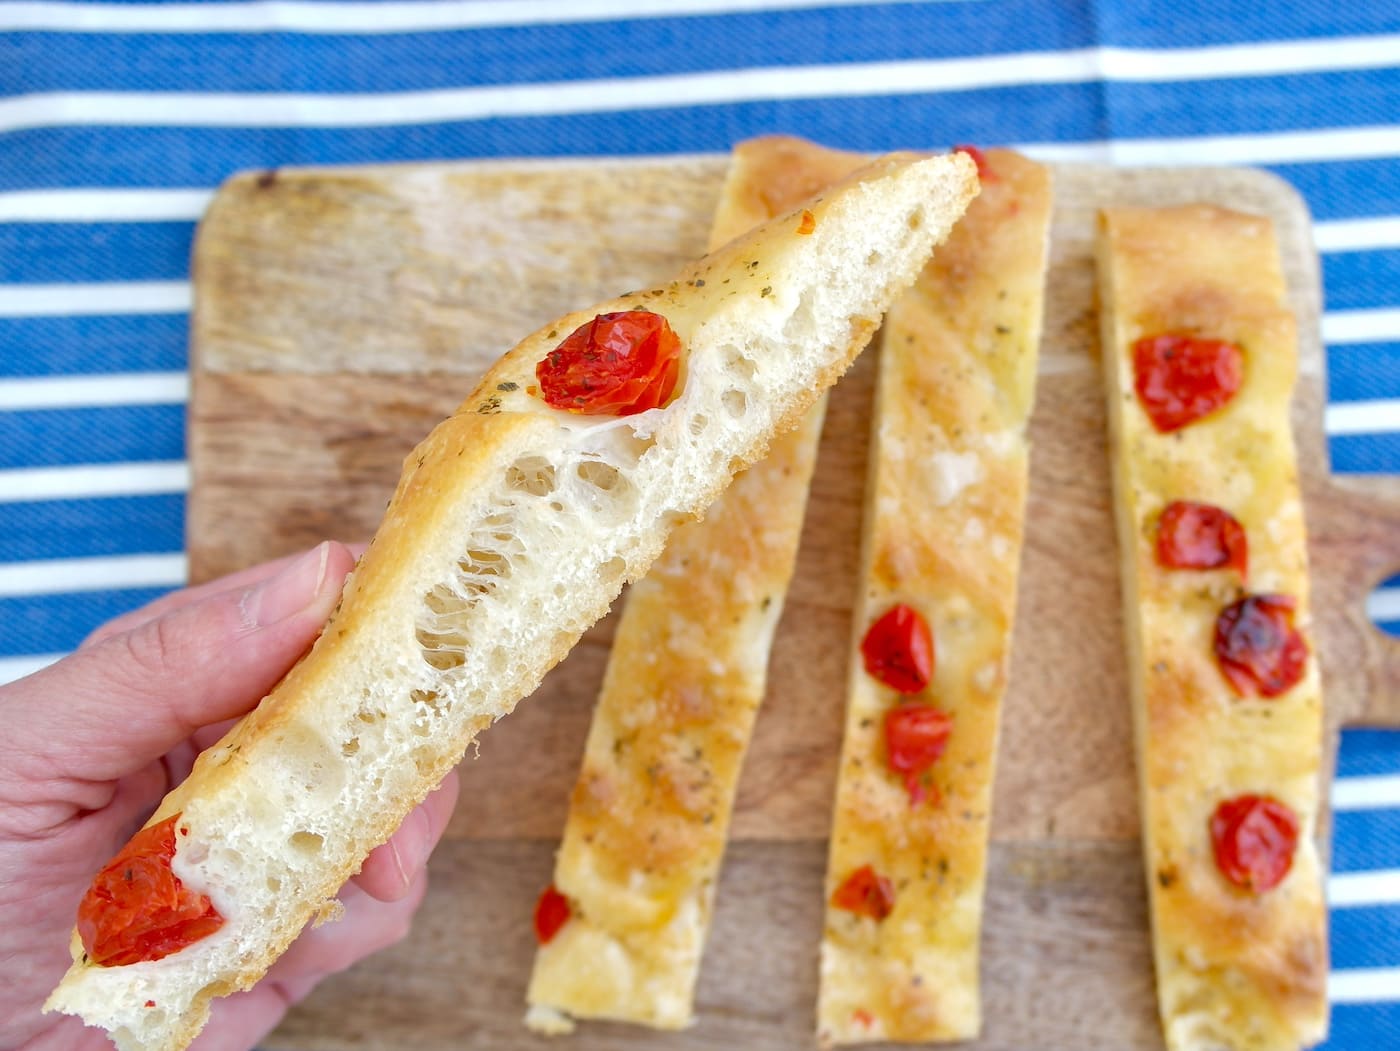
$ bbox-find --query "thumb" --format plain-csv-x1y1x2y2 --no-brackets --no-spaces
1,542,355,784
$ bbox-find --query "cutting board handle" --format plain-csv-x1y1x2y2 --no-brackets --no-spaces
1325,474,1400,729
1383,630,1400,728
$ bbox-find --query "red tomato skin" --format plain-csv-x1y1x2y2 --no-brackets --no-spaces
1132,334,1244,432
831,865,896,920
1210,795,1299,893
535,310,682,416
861,604,935,694
884,703,953,805
952,145,996,181
1156,500,1248,576
77,814,223,967
534,884,572,945
1214,594,1309,698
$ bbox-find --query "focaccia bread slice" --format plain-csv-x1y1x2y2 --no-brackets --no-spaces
818,149,1052,1045
1097,205,1328,1051
525,136,871,1033
45,150,979,1051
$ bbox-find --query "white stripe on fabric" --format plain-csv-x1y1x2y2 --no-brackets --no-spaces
1028,126,1400,167
0,461,189,503
1094,35,1400,79
0,371,188,410
1323,309,1400,345
0,0,958,33
1325,400,1400,436
4,87,1396,173
0,0,1393,90
1329,967,1400,1004
1334,776,1400,811
3,43,1400,134
1315,216,1400,254
0,281,190,318
0,56,1119,131
0,552,186,597
1330,869,1400,908
0,652,64,685
1370,586,1400,622
0,188,212,223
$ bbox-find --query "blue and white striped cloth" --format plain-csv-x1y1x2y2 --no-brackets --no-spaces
2,1,1397,1042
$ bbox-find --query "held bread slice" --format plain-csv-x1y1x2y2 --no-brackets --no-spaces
45,150,978,1051
525,135,870,1033
1097,205,1328,1051
817,149,1051,1045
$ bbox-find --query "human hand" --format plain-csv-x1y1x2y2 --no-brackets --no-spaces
0,543,460,1051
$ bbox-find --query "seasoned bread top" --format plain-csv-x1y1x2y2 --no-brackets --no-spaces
1098,204,1327,1051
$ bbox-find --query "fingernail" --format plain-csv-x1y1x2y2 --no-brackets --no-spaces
387,836,411,894
242,542,332,629
389,806,431,895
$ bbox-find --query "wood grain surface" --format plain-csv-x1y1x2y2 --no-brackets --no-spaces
187,156,1400,1050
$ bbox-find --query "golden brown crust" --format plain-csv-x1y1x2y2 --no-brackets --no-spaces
817,151,1052,1045
1097,205,1328,1051
708,135,877,248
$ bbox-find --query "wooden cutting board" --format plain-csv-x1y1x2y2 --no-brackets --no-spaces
188,156,1400,1050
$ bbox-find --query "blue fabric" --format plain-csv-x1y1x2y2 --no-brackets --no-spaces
0,404,185,467
1333,434,1400,474
0,314,191,376
0,494,186,561
3,586,172,652
2,0,1397,1042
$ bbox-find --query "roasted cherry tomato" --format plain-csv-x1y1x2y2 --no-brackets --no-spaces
76,814,223,967
535,310,681,416
1132,334,1243,432
1156,500,1247,576
534,883,572,945
1210,794,1299,893
861,604,934,694
1214,594,1308,698
953,145,996,182
831,864,896,920
885,703,953,806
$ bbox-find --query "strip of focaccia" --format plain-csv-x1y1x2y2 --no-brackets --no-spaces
818,149,1051,1045
1097,206,1327,1051
526,137,871,1032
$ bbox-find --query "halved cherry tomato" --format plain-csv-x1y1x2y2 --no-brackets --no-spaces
77,814,223,967
535,310,681,416
1214,594,1308,698
1210,794,1299,893
861,604,934,694
534,883,572,944
1133,334,1243,432
885,703,953,806
1156,500,1247,576
831,865,896,920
